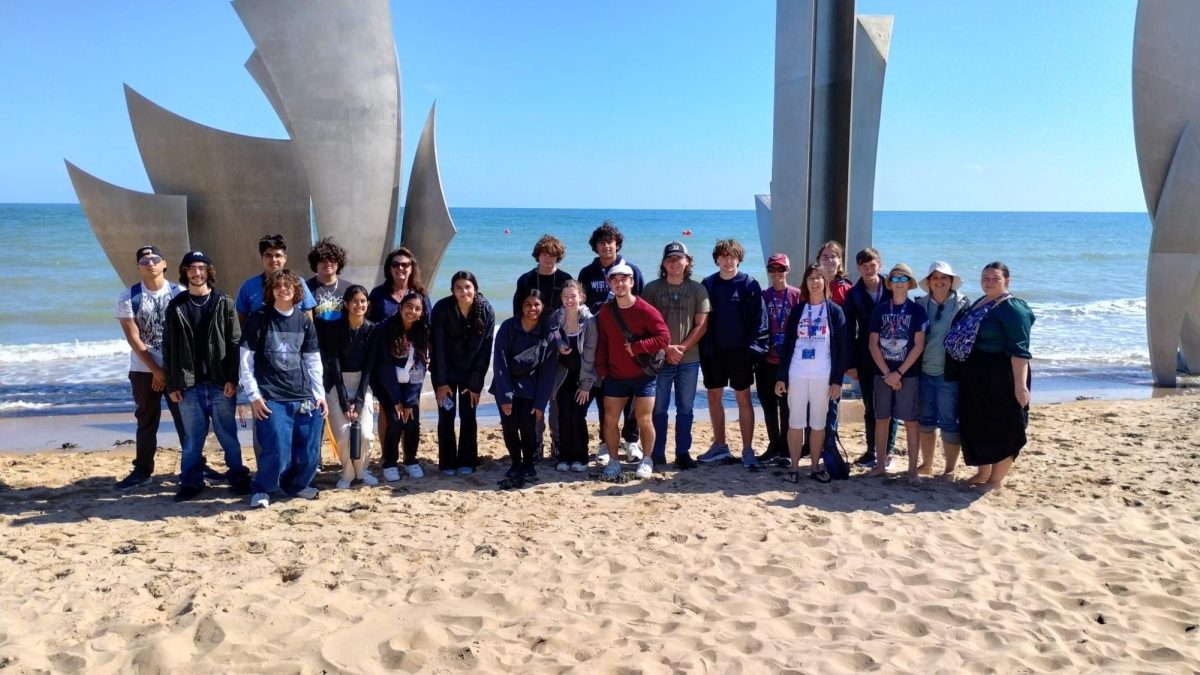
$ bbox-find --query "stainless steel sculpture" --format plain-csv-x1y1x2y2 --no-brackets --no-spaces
64,161,190,288
1133,0,1200,385
756,1,893,272
67,1,455,291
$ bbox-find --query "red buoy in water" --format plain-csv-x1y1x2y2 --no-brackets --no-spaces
503,229,511,235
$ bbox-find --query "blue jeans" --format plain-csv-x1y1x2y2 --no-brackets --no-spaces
252,399,323,496
178,383,247,488
918,373,961,444
651,361,700,463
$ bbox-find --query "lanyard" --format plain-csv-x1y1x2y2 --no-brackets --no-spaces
803,303,826,338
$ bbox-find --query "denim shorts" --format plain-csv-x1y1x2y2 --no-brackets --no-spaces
602,374,657,399
918,372,960,444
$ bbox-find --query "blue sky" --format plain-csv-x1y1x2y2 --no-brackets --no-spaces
0,0,1142,211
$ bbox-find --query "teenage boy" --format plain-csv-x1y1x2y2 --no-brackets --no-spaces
114,245,185,489
513,234,573,460
866,263,928,479
755,253,803,466
578,221,645,462
306,237,358,322
697,239,769,467
594,263,670,480
642,241,710,470
237,233,317,325
844,248,899,467
164,251,253,501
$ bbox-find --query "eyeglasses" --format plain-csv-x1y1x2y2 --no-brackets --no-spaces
137,255,162,266
889,275,910,283
390,261,412,269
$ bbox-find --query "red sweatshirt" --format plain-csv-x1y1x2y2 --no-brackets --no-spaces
595,297,670,381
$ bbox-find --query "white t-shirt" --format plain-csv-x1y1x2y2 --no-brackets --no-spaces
788,303,832,380
115,282,180,372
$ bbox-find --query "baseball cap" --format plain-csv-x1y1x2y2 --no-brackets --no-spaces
134,244,162,262
606,262,634,279
766,253,790,270
662,241,689,260
181,250,213,267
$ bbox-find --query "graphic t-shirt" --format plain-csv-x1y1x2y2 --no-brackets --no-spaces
240,307,320,401
868,298,929,377
788,303,833,379
306,277,358,322
115,282,181,372
642,279,711,363
763,285,802,364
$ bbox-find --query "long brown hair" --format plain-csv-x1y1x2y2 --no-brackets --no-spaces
390,291,430,364
382,246,427,296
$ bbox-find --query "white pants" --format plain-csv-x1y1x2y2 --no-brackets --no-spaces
787,377,830,430
329,372,377,480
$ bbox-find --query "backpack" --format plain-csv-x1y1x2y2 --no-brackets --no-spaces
131,281,183,316
609,301,666,377
814,430,852,482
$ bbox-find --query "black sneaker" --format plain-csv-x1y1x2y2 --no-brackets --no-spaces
757,447,783,464
505,464,522,480
229,473,253,496
522,463,539,481
854,450,876,467
115,471,151,490
174,484,204,502
202,466,228,483
674,454,698,470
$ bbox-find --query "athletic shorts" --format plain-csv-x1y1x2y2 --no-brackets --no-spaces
873,374,919,422
701,349,755,391
602,375,657,399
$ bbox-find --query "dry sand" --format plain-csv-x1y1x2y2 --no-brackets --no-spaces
1,393,1198,673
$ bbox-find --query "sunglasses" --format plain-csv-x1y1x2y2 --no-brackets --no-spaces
934,304,944,321
767,266,787,273
390,261,413,269
137,255,162,266
889,275,910,283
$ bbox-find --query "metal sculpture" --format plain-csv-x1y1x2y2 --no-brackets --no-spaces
401,104,456,284
1133,0,1200,385
756,1,893,272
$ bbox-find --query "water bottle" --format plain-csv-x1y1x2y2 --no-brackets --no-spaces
349,419,361,460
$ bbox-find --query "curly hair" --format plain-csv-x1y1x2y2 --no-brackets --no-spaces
307,237,347,273
263,269,305,308
177,262,216,287
258,233,288,256
588,220,623,253
531,235,566,262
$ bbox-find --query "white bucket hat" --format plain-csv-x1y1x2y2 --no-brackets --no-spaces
919,261,963,292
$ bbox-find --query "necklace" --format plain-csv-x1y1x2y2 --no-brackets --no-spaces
188,293,211,307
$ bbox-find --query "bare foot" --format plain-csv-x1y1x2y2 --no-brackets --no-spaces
915,463,934,476
935,472,956,483
964,472,989,486
864,467,887,478
977,481,1004,495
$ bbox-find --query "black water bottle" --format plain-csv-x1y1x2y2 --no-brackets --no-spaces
349,419,361,460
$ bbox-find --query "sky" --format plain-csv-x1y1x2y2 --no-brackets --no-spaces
0,0,1144,211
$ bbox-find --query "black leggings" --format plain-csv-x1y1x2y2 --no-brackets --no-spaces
383,403,420,468
500,397,539,468
437,384,478,470
754,361,788,457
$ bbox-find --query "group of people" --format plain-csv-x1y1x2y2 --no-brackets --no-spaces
114,221,1035,507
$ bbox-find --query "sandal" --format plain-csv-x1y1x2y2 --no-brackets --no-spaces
810,470,832,483
784,471,800,484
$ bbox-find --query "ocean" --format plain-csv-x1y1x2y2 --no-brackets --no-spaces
0,204,1154,416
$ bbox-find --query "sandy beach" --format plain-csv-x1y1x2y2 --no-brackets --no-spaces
1,393,1198,673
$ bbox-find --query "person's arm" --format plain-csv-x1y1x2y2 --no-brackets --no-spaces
468,303,495,400
594,310,610,380
512,272,528,318
745,282,770,361
675,312,708,355
532,333,559,413
353,325,377,408
490,320,513,402
628,303,670,355
842,291,859,378
301,319,327,415
1012,356,1031,407
118,318,164,379
578,315,599,393
430,303,449,390
829,304,848,390
869,332,888,376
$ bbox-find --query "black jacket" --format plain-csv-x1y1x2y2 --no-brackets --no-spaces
430,295,495,393
776,299,848,386
315,317,378,413
843,277,886,374
163,290,240,391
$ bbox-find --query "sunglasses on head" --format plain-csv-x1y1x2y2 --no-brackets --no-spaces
889,274,910,283
137,255,162,266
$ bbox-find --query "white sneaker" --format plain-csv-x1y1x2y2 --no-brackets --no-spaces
596,450,610,467
626,441,644,463
294,487,319,500
336,478,352,489
405,463,425,479
635,459,653,479
250,492,270,508
556,462,570,472
570,462,588,473
360,471,379,486
382,466,402,482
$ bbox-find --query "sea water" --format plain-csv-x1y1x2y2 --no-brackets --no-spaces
0,204,1153,415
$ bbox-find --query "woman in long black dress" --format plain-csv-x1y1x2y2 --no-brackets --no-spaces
949,261,1035,493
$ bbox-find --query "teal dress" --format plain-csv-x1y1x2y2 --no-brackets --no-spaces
959,297,1035,465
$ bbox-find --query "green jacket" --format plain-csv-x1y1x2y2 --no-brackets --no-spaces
163,290,241,392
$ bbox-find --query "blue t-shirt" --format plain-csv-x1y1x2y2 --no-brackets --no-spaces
240,308,320,401
867,298,929,377
236,274,317,316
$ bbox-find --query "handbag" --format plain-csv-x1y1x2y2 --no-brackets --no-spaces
610,301,666,377
943,295,1009,381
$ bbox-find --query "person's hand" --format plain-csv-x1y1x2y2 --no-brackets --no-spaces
847,368,858,381
168,390,183,403
251,399,271,420
575,388,590,405
559,344,573,355
150,366,166,392
533,408,543,421
500,403,513,416
830,384,842,400
774,382,787,396
346,405,359,423
223,382,237,398
314,398,328,417
435,385,451,407
395,404,414,423
1015,383,1030,408
884,371,902,389
468,390,480,408
666,345,685,364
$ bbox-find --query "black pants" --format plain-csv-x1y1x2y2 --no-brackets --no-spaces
860,369,898,454
556,370,592,465
593,387,638,446
383,403,420,467
437,384,478,471
129,371,184,475
754,361,788,457
500,397,539,468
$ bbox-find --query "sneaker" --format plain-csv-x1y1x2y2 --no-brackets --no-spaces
854,450,876,468
457,467,474,476
602,461,622,479
626,441,644,463
556,462,570,472
115,471,151,490
506,464,522,479
885,455,895,471
336,477,353,489
405,463,425,479
250,492,270,508
674,454,698,470
294,487,319,500
595,449,610,467
382,466,402,482
697,443,731,464
441,469,457,477
635,459,653,479
360,471,380,486
229,473,253,496
570,462,588,473
173,484,203,502
742,449,760,468
757,447,783,464
523,464,539,480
